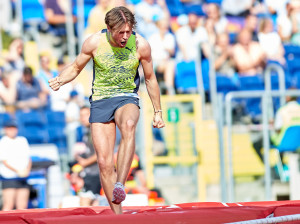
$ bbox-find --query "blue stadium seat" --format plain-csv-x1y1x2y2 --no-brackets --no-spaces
0,113,12,128
175,61,198,93
46,111,67,153
22,0,45,21
46,111,66,126
216,75,238,95
18,126,49,144
274,125,300,153
238,75,265,91
16,110,47,128
238,75,264,118
284,44,300,80
166,0,185,17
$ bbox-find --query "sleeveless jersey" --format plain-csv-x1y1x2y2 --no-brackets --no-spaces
90,29,140,101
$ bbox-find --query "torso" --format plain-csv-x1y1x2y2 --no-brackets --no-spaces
90,30,140,101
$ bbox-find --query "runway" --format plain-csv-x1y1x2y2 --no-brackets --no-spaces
1,200,300,224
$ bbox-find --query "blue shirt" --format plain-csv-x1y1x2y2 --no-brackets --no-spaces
17,77,41,101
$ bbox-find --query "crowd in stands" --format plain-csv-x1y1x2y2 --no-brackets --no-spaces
1,0,300,209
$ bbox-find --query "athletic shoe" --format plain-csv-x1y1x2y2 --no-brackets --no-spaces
112,182,126,204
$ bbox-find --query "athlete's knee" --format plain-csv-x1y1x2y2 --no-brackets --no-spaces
121,119,136,133
98,157,114,174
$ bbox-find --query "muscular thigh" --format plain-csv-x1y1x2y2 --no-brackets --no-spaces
114,103,140,131
91,121,116,158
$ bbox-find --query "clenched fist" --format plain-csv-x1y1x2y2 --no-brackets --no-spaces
48,76,62,91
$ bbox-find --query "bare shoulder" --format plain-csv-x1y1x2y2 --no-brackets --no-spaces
136,33,151,59
81,32,102,55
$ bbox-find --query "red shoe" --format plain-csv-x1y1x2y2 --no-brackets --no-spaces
112,182,126,204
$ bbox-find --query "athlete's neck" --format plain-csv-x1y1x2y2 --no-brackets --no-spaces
106,31,119,48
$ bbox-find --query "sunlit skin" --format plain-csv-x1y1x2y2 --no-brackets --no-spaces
107,23,132,48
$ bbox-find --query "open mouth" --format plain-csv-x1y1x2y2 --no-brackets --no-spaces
120,41,127,47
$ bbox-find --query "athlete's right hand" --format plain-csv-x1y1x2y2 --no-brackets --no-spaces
49,76,62,91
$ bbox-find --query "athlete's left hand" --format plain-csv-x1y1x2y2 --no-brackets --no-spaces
153,113,165,129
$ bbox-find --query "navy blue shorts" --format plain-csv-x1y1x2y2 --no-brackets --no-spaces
2,178,30,189
89,96,140,123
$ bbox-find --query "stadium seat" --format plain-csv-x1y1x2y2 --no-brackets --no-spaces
238,75,265,91
0,112,12,128
166,0,185,17
16,110,47,128
46,111,66,126
22,0,47,32
284,44,300,82
46,111,67,153
18,126,49,144
175,61,198,93
238,75,264,118
216,75,238,96
273,125,300,153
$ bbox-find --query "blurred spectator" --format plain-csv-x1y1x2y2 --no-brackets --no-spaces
44,0,76,55
204,3,228,34
135,0,170,39
44,57,75,111
0,119,32,211
114,0,135,12
244,13,259,41
201,18,218,58
232,28,266,76
72,106,101,206
290,3,300,45
16,67,47,111
0,0,13,33
277,2,293,43
0,70,18,112
37,53,58,95
258,17,285,65
221,0,253,17
271,92,300,146
264,0,289,18
175,12,206,62
3,38,25,75
84,0,113,38
211,33,235,77
148,18,176,95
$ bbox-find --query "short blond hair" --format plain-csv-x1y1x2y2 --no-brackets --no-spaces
105,6,137,31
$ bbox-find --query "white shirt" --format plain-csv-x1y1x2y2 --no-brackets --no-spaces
175,25,208,62
258,32,282,58
277,14,293,40
0,136,31,178
148,31,175,63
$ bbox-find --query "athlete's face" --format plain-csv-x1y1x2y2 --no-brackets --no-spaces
108,23,132,48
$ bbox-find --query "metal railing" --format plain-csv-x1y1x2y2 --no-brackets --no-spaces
224,90,300,202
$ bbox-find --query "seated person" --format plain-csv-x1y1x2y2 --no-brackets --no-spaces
148,18,176,95
258,17,285,65
271,93,300,147
0,70,18,112
232,28,266,76
16,67,47,111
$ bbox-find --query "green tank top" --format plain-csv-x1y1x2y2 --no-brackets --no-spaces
91,29,140,101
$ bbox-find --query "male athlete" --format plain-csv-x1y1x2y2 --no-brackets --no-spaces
49,6,165,214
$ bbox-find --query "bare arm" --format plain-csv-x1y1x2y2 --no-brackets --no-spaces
49,34,98,91
137,34,165,129
76,154,97,168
